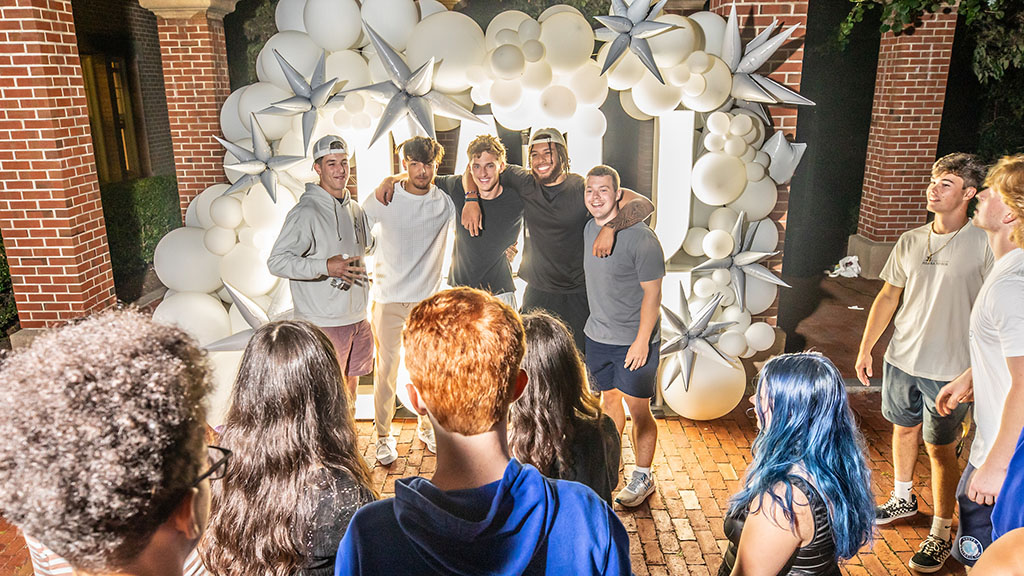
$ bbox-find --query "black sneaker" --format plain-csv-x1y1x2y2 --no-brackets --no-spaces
875,491,918,525
909,535,952,573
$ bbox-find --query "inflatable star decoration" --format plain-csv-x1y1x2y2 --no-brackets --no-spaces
659,287,738,392
204,282,269,352
260,49,339,153
691,211,791,312
595,0,674,84
720,4,814,119
328,22,484,148
215,114,305,202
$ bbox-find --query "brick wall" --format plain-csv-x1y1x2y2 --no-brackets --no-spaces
127,1,174,175
155,12,231,217
857,10,958,242
0,0,117,328
709,0,808,325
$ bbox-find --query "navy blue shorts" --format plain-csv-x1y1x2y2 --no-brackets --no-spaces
952,462,994,566
585,336,660,399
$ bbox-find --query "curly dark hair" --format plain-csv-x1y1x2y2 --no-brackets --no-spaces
509,312,604,477
934,152,988,215
200,320,375,576
399,135,444,166
0,309,210,573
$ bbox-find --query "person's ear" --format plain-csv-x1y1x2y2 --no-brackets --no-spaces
401,157,409,171
406,383,429,416
964,186,978,201
1004,210,1018,225
510,369,529,402
313,161,323,178
170,488,203,541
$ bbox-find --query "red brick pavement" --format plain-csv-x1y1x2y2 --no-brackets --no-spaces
0,391,969,576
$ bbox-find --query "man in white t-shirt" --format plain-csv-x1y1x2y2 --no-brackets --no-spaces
855,153,993,573
362,136,455,465
935,155,1024,567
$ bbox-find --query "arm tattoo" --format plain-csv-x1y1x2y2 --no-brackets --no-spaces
606,197,655,231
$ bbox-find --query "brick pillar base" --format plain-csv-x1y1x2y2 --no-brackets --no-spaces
141,0,237,218
851,9,958,277
0,0,117,331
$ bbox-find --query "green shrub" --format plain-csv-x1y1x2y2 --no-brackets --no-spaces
100,175,181,301
0,232,16,333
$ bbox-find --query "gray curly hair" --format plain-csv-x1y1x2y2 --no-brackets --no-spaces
0,309,210,572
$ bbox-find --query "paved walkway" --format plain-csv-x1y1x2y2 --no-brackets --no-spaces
0,390,969,576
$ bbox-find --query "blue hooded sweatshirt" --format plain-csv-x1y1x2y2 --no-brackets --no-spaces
334,458,630,575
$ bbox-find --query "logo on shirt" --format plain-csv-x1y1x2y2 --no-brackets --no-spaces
958,536,984,561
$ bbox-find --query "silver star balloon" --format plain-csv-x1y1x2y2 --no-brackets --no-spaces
260,49,340,153
215,113,305,202
204,282,269,352
660,286,739,392
595,0,674,84
691,211,791,312
328,22,484,148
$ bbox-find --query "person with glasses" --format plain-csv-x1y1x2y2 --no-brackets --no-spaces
199,320,376,576
0,310,212,576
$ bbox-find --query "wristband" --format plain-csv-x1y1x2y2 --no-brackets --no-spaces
465,196,480,202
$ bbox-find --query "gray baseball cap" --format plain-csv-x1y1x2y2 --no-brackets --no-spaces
528,127,567,149
312,135,348,161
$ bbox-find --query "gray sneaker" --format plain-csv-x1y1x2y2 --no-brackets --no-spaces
908,534,951,573
875,491,918,525
616,471,655,507
375,436,397,466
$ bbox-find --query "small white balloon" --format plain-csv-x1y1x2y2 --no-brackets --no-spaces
744,276,779,315
703,132,725,152
495,28,520,46
741,346,757,359
521,60,553,91
352,112,372,130
746,161,766,182
693,277,718,299
647,14,698,68
521,39,545,62
721,305,752,331
702,229,734,259
745,322,776,352
680,53,733,112
490,44,526,79
204,226,238,256
569,60,608,106
209,196,243,229
665,62,692,87
730,114,754,136
538,4,583,22
153,227,224,294
632,70,683,117
747,218,780,252
711,268,731,286
489,79,523,110
708,206,739,231
706,112,731,135
724,135,748,157
691,152,748,206
682,227,709,257
720,289,736,307
153,292,231,346
574,107,608,139
728,176,778,221
518,18,541,41
486,11,531,50
717,330,748,357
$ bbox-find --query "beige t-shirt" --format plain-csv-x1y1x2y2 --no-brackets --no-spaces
881,221,993,381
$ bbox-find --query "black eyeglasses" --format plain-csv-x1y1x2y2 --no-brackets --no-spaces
194,445,231,486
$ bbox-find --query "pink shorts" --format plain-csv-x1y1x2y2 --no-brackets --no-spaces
320,319,374,377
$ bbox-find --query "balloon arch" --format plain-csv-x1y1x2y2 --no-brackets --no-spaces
151,0,811,423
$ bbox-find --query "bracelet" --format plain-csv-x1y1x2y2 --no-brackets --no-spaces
465,196,480,202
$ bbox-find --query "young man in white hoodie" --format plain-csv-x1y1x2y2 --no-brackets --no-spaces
268,135,374,400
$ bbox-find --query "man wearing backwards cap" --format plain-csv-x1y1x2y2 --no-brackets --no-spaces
268,134,374,400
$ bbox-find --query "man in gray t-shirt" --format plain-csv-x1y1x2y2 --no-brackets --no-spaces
582,165,665,509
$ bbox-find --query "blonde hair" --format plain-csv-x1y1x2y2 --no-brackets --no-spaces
985,154,1024,247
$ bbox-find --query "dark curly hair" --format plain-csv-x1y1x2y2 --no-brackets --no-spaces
509,312,604,477
200,320,375,576
0,309,210,573
933,152,988,216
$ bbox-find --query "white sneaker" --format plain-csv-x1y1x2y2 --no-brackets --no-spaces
417,423,436,454
616,470,656,507
375,436,397,465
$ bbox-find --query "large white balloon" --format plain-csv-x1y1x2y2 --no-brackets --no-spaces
619,89,653,122
661,354,746,421
241,184,297,230
406,11,487,94
689,11,726,57
745,322,776,352
325,50,371,93
598,43,645,91
682,227,709,257
275,0,308,32
489,79,523,110
728,176,778,221
691,152,747,205
539,11,594,73
361,0,419,52
744,276,779,315
748,218,780,253
708,206,739,231
632,71,683,117
153,291,231,346
302,0,361,52
220,87,250,142
539,85,577,120
237,82,293,140
648,14,699,68
256,31,323,91
154,227,224,293
679,52,733,112
569,60,609,106
220,244,279,298
573,106,608,139
717,330,748,358
521,60,553,91
538,4,583,22
702,229,734,259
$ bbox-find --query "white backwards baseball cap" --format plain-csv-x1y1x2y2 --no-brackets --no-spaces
312,135,348,161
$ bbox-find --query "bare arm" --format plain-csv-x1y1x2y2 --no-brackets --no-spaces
969,355,1024,505
855,282,903,386
594,189,655,257
936,368,973,417
625,279,662,371
461,164,482,236
731,489,813,576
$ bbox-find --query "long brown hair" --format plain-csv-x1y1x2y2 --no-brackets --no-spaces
201,320,374,576
509,312,602,476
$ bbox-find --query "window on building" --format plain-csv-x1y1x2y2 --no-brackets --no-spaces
81,54,140,183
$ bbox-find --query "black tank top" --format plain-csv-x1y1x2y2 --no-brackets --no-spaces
718,475,840,576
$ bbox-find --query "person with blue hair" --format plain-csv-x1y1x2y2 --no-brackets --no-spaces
719,353,875,576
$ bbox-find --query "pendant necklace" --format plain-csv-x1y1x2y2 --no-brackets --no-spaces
925,222,967,264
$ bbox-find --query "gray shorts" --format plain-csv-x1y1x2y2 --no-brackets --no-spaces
881,361,968,445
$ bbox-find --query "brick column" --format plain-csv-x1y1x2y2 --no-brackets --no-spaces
139,0,237,217
709,0,808,325
0,0,117,332
849,9,957,278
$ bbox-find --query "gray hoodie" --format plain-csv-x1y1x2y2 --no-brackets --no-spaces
268,182,373,327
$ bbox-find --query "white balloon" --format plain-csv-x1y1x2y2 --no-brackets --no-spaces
518,18,541,41
745,161,766,182
569,60,609,106
748,218,780,252
204,226,238,256
406,11,487,94
489,79,523,110
744,276,779,315
242,184,297,231
685,50,712,74
745,322,776,352
209,195,243,229
711,268,731,286
664,62,692,87
648,14,699,68
728,176,777,221
703,132,725,152
417,0,447,20
632,70,683,117
154,227,224,293
721,305,752,331
619,89,653,121
706,111,731,135
485,11,531,50
717,330,748,357
539,85,577,120
538,4,584,22
730,113,754,136
689,11,726,57
325,50,371,93
275,0,308,32
693,277,717,298
574,107,608,139
302,0,360,52
598,43,644,91
220,244,279,298
491,94,535,131
490,44,526,79
205,350,243,427
539,11,594,73
190,184,230,230
257,31,323,91
334,108,353,130
220,87,250,142
708,206,739,231
351,112,372,131
521,60,553,91
724,135,748,157
661,354,746,421
702,229,734,259
495,28,520,46
153,292,231,346
754,150,771,167
361,0,419,52
720,289,736,307
692,152,747,205
237,82,293,140
521,39,545,63
682,227,708,257
690,198,715,228
680,53,733,113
